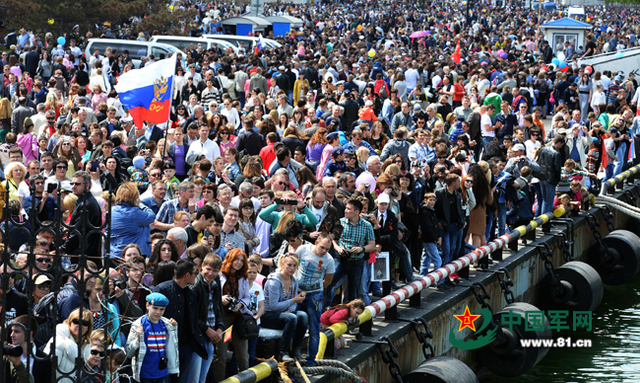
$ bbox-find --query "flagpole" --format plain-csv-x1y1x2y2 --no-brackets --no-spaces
162,57,177,160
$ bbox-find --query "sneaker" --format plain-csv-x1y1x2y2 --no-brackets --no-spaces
292,349,303,360
282,355,294,363
450,273,460,280
444,279,456,287
437,283,452,290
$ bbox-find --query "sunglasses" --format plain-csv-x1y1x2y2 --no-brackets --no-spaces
150,173,162,177
36,257,51,263
56,166,68,169
62,143,70,146
70,182,83,186
465,180,474,183
46,117,56,121
72,318,91,326
90,350,105,357
37,283,51,290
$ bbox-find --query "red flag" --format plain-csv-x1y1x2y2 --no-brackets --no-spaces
451,41,461,64
602,138,608,169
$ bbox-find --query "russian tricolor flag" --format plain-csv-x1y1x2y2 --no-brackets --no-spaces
115,59,176,129
254,34,264,54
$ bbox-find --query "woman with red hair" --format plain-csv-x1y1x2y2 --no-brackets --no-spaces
212,249,252,381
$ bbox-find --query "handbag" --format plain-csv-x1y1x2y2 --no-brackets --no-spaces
233,313,259,340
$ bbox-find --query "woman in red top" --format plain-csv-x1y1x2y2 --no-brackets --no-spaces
453,76,466,107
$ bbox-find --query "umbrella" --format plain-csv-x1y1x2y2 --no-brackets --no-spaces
375,26,384,33
410,31,428,38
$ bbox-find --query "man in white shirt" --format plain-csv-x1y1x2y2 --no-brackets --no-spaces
477,72,491,99
186,125,221,163
404,63,420,92
408,129,430,163
480,105,496,148
31,104,47,138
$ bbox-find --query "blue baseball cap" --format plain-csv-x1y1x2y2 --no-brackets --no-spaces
332,146,345,157
146,292,169,307
326,132,339,141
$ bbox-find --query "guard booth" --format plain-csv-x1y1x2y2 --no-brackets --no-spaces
265,15,304,37
540,17,592,53
221,16,272,36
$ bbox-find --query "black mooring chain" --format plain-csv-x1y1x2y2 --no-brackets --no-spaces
496,267,515,304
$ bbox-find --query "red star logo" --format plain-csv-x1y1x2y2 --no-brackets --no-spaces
453,306,482,332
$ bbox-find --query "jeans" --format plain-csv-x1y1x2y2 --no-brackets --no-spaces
297,291,323,364
482,136,496,150
532,183,542,216
261,310,308,356
614,142,627,177
237,91,246,108
485,212,494,244
186,341,214,383
604,163,614,183
497,202,507,236
248,325,259,367
540,179,557,214
141,377,170,383
440,223,462,266
420,242,441,276
359,260,371,306
324,258,365,309
397,242,414,282
172,345,194,383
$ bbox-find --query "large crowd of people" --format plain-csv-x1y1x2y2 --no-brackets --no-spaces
2,1,640,382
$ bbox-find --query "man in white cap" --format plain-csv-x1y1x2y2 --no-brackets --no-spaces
504,143,540,179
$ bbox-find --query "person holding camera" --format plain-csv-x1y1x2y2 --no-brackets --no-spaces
212,249,253,381
504,143,540,179
126,292,179,383
323,199,376,309
3,315,50,383
258,191,318,233
434,173,465,287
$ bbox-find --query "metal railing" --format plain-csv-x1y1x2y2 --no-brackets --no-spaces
599,164,640,196
0,178,113,383
221,207,567,383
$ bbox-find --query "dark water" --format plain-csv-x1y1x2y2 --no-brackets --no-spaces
487,278,640,383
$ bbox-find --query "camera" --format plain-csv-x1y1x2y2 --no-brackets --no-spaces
389,188,398,198
158,356,168,370
227,296,242,312
4,344,23,357
114,279,127,290
275,198,297,206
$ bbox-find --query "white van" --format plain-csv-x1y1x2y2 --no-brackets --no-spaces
567,6,586,19
84,39,181,68
202,34,282,51
149,35,238,54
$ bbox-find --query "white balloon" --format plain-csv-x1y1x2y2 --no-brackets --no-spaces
556,51,566,62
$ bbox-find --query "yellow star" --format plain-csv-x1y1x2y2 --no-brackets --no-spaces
453,306,482,332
